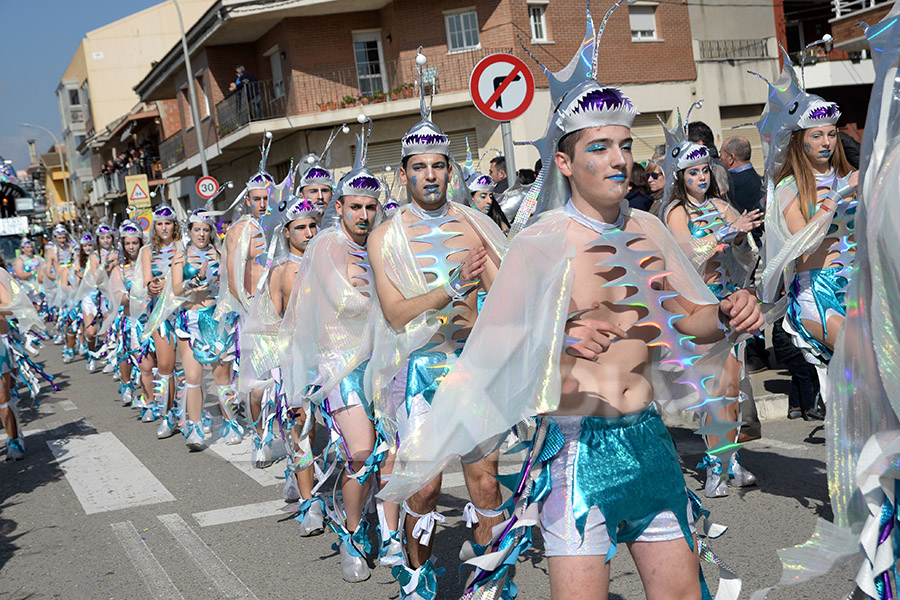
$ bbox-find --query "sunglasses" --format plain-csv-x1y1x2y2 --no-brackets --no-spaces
645,172,662,180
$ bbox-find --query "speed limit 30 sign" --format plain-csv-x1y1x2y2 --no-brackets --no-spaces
196,176,220,200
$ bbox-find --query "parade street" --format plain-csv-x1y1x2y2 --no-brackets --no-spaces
2,349,858,600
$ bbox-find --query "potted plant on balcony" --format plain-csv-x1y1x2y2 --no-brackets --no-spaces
389,88,399,101
373,91,385,104
327,100,339,110
317,102,327,112
342,95,357,108
359,94,371,105
400,83,415,99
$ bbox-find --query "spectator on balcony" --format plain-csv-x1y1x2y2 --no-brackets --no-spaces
229,66,261,119
489,156,509,195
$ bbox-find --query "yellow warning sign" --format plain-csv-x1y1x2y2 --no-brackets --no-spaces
126,174,152,232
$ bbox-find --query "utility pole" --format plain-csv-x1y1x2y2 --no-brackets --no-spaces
173,0,209,187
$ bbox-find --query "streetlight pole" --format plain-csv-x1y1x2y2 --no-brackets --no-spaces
20,123,71,225
173,0,209,185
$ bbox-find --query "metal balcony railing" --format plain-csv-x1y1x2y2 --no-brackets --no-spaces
698,39,770,61
159,132,185,170
832,0,891,18
213,47,511,136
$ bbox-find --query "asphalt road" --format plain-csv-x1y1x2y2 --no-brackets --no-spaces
0,345,860,600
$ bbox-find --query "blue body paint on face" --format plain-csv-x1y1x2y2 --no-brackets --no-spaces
804,142,812,154
586,143,608,153
586,160,597,176
608,174,626,182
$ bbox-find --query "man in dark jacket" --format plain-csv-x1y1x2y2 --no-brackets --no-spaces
721,136,764,213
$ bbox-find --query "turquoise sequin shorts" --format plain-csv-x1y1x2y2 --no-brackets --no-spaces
539,407,694,559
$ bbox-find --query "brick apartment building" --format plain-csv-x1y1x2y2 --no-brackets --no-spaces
132,0,781,209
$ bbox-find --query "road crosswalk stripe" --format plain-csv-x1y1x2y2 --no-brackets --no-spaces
207,433,286,487
111,521,184,600
193,499,287,527
47,431,175,514
158,513,260,600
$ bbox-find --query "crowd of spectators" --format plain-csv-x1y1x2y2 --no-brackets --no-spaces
100,140,160,188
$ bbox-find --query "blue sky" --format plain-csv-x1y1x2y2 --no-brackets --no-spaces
0,0,162,172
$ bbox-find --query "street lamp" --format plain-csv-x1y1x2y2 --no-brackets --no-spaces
173,0,209,183
20,123,71,224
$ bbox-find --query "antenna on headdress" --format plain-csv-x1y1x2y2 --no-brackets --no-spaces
259,130,274,173
684,100,704,133
199,181,235,214
800,34,833,90
353,114,372,168
591,0,632,79
415,47,433,120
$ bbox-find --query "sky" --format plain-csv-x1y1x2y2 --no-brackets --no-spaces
0,0,162,172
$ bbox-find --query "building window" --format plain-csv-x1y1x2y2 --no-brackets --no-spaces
195,75,209,118
265,46,285,99
629,5,657,41
69,89,80,106
529,5,547,42
445,10,480,52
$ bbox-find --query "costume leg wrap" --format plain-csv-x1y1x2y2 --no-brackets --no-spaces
462,502,506,529
217,385,237,421
376,493,404,566
392,559,444,600
402,502,446,548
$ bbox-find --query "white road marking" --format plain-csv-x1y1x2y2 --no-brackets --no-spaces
193,499,287,527
207,432,286,487
111,521,184,600
58,400,78,411
158,513,259,600
47,431,175,514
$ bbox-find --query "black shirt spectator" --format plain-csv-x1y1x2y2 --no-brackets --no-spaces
839,132,860,169
721,137,764,213
626,162,654,212
489,156,509,196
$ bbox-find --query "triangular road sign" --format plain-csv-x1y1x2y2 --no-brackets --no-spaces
130,184,148,201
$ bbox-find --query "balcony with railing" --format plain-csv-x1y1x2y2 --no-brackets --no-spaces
213,47,510,139
831,0,893,50
159,132,185,170
697,39,771,61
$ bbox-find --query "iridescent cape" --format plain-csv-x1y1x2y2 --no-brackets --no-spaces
278,228,377,407
364,203,508,444
380,205,735,502
751,7,900,599
141,242,188,342
0,268,45,334
237,261,283,395
214,215,257,322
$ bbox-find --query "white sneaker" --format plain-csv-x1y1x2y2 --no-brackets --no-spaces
52,333,64,345
24,338,39,356
102,361,115,374
121,387,133,405
62,349,74,364
86,358,96,373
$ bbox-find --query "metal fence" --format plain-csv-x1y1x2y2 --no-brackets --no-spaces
698,39,770,61
832,0,890,17
159,132,185,170
213,47,512,135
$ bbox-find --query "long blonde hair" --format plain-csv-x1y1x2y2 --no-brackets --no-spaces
774,128,853,222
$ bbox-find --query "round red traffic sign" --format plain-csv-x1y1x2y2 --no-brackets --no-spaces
469,53,535,121
196,176,219,200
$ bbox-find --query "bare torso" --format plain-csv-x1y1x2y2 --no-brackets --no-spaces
553,217,671,417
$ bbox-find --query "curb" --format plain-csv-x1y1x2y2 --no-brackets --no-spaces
663,392,789,429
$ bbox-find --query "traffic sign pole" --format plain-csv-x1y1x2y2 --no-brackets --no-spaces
501,122,516,190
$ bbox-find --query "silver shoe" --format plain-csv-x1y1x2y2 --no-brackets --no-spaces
184,422,205,451
5,438,25,461
220,419,243,445
141,402,161,423
102,361,115,374
157,410,178,439
121,387,133,405
728,452,758,487
24,338,39,356
252,435,273,469
86,358,96,373
52,333,64,345
298,499,324,537
62,350,74,364
283,469,301,502
379,532,404,567
339,536,371,583
702,455,729,498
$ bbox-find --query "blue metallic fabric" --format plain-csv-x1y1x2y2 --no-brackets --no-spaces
404,347,463,413
176,305,237,364
787,266,848,361
557,407,693,561
339,361,371,414
182,262,200,280
706,281,738,301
